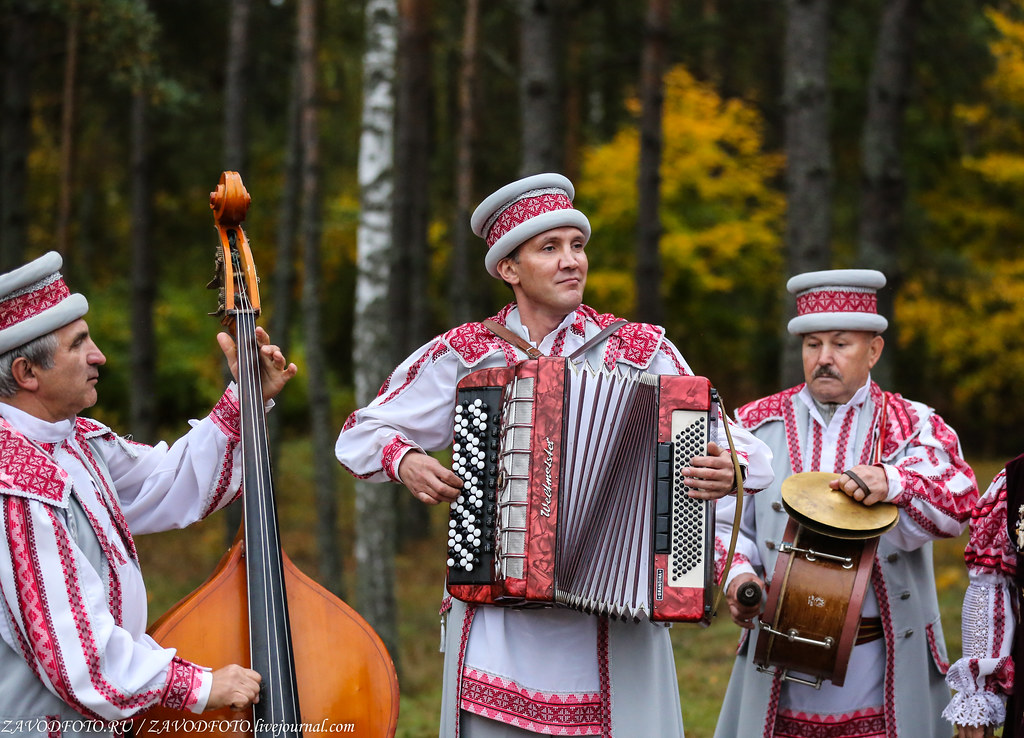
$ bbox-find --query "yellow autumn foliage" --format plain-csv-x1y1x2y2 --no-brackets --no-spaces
575,65,784,394
899,0,1024,446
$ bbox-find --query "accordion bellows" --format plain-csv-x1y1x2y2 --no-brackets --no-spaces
445,356,717,624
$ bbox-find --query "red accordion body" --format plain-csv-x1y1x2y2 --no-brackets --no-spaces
445,356,716,624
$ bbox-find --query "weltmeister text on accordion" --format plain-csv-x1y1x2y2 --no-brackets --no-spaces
445,356,719,624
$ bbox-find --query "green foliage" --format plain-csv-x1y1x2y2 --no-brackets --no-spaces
576,65,785,399
899,0,1024,454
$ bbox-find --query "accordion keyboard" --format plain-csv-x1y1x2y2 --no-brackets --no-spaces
446,387,502,584
668,410,712,586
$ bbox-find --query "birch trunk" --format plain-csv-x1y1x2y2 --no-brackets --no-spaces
354,0,400,664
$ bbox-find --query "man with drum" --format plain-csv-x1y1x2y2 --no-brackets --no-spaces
335,172,774,737
713,269,978,738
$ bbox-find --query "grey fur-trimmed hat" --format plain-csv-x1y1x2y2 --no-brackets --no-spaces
471,173,592,278
787,269,888,335
0,252,89,354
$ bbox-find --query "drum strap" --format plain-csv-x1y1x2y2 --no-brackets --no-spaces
714,397,747,617
855,616,883,645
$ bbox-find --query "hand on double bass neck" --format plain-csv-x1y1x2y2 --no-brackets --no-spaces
217,325,298,402
206,664,262,712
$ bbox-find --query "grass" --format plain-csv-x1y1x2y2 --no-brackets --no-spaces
135,448,1006,738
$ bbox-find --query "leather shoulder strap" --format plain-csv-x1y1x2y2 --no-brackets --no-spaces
567,319,628,362
481,319,544,359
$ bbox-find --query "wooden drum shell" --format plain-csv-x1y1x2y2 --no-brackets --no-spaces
753,519,879,687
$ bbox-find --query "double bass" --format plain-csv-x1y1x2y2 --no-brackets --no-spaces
138,172,399,737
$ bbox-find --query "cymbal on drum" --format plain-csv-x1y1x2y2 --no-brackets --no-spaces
780,471,899,540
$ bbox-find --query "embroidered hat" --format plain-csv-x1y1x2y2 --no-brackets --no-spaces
0,252,89,354
471,173,592,278
787,269,888,335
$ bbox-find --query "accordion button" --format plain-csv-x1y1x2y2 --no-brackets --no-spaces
655,532,670,550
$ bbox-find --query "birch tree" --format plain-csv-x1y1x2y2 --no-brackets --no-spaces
354,0,400,662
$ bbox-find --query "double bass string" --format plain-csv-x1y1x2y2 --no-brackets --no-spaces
229,239,302,733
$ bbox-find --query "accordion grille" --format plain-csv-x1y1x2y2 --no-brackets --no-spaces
495,375,534,580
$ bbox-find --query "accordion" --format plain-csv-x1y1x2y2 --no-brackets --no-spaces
445,356,718,624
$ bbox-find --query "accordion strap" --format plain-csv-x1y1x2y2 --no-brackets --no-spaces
482,319,545,359
567,319,628,363
714,395,747,618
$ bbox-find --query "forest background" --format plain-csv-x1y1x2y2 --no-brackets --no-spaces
2,0,1023,735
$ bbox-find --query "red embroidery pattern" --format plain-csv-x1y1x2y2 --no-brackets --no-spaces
50,504,159,713
810,421,823,471
443,321,507,366
485,193,574,247
209,388,242,442
784,397,803,474
381,435,414,482
832,410,855,471
337,461,379,480
0,418,71,503
201,438,240,519
460,669,602,735
736,386,803,432
380,347,433,404
964,474,1015,576
925,622,949,674
774,706,886,738
871,563,897,734
161,656,202,711
5,497,47,680
70,433,137,561
454,604,476,738
73,496,125,626
795,288,878,318
0,277,70,331
764,671,783,738
597,617,611,738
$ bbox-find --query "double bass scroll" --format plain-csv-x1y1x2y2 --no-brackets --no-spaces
138,172,399,738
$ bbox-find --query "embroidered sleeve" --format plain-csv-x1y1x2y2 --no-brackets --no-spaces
336,338,461,483
93,386,247,536
943,473,1015,730
0,496,201,721
884,410,978,542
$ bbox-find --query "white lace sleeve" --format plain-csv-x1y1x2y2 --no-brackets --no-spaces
944,469,1016,730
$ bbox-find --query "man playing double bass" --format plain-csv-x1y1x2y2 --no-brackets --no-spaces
0,252,297,736
714,269,978,738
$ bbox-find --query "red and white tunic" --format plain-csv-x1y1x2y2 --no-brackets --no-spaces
336,303,774,737
0,390,242,732
714,379,978,738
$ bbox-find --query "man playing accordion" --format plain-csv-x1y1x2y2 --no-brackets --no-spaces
335,173,773,738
